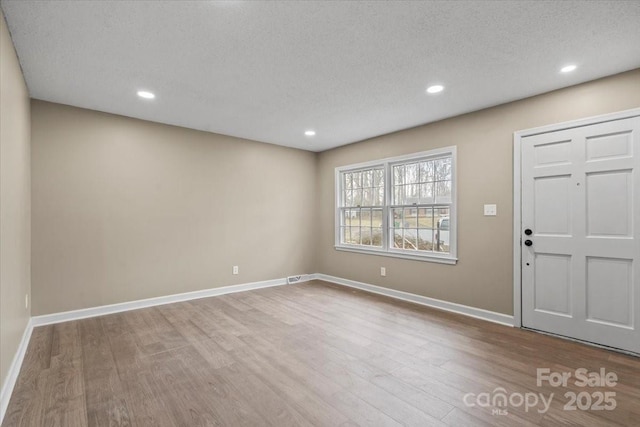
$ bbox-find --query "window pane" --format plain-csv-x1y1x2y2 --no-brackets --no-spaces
405,163,419,184
352,188,363,206
360,208,372,228
403,207,417,228
391,208,404,228
391,208,403,228
417,208,434,228
344,172,354,192
362,187,372,206
405,184,419,204
348,227,360,245
349,227,361,245
419,183,434,204
392,229,403,249
350,172,359,189
435,207,450,253
418,229,434,251
343,175,350,190
372,209,383,227
372,227,383,247
346,209,358,228
342,209,351,226
343,190,351,207
394,185,404,205
360,228,371,246
362,170,373,188
341,226,349,244
372,186,384,206
435,207,450,229
435,157,452,181
393,165,405,185
403,229,417,250
419,161,435,183
374,169,384,187
345,209,361,227
435,181,451,203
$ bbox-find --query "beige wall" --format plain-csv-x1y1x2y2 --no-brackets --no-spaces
31,101,317,315
317,69,640,315
0,11,31,390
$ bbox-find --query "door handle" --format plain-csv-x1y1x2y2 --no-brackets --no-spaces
524,239,533,246
524,229,532,235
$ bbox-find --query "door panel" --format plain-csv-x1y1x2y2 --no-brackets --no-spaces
586,257,633,328
534,140,572,165
534,175,572,235
534,253,572,316
585,131,632,161
586,170,632,237
521,116,640,353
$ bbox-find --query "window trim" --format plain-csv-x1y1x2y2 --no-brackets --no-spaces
334,146,457,264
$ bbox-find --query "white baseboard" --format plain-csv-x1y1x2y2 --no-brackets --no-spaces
0,318,33,424
315,274,514,327
31,276,314,327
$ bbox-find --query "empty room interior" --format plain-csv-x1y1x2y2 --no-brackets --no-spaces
1,1,640,426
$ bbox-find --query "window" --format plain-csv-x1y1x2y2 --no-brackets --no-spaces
335,147,457,264
339,167,385,247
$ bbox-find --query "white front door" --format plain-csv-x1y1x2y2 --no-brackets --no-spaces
521,116,640,354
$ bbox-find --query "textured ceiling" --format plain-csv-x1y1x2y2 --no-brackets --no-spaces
2,1,640,151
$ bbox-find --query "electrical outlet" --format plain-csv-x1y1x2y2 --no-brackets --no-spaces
484,204,497,216
25,294,29,309
380,267,386,277
233,265,239,275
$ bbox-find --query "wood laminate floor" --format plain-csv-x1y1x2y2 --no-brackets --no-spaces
3,280,639,426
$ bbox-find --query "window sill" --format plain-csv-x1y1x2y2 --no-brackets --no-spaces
334,245,458,265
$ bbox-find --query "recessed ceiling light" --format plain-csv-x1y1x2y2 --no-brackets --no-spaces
137,90,155,99
305,130,316,137
560,65,577,73
426,85,444,94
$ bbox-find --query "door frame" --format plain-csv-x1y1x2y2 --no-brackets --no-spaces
512,107,640,328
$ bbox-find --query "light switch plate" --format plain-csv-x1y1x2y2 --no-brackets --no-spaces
484,204,497,216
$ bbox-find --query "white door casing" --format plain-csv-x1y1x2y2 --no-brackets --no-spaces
519,114,640,354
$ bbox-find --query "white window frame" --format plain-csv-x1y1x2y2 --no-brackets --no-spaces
335,146,457,264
